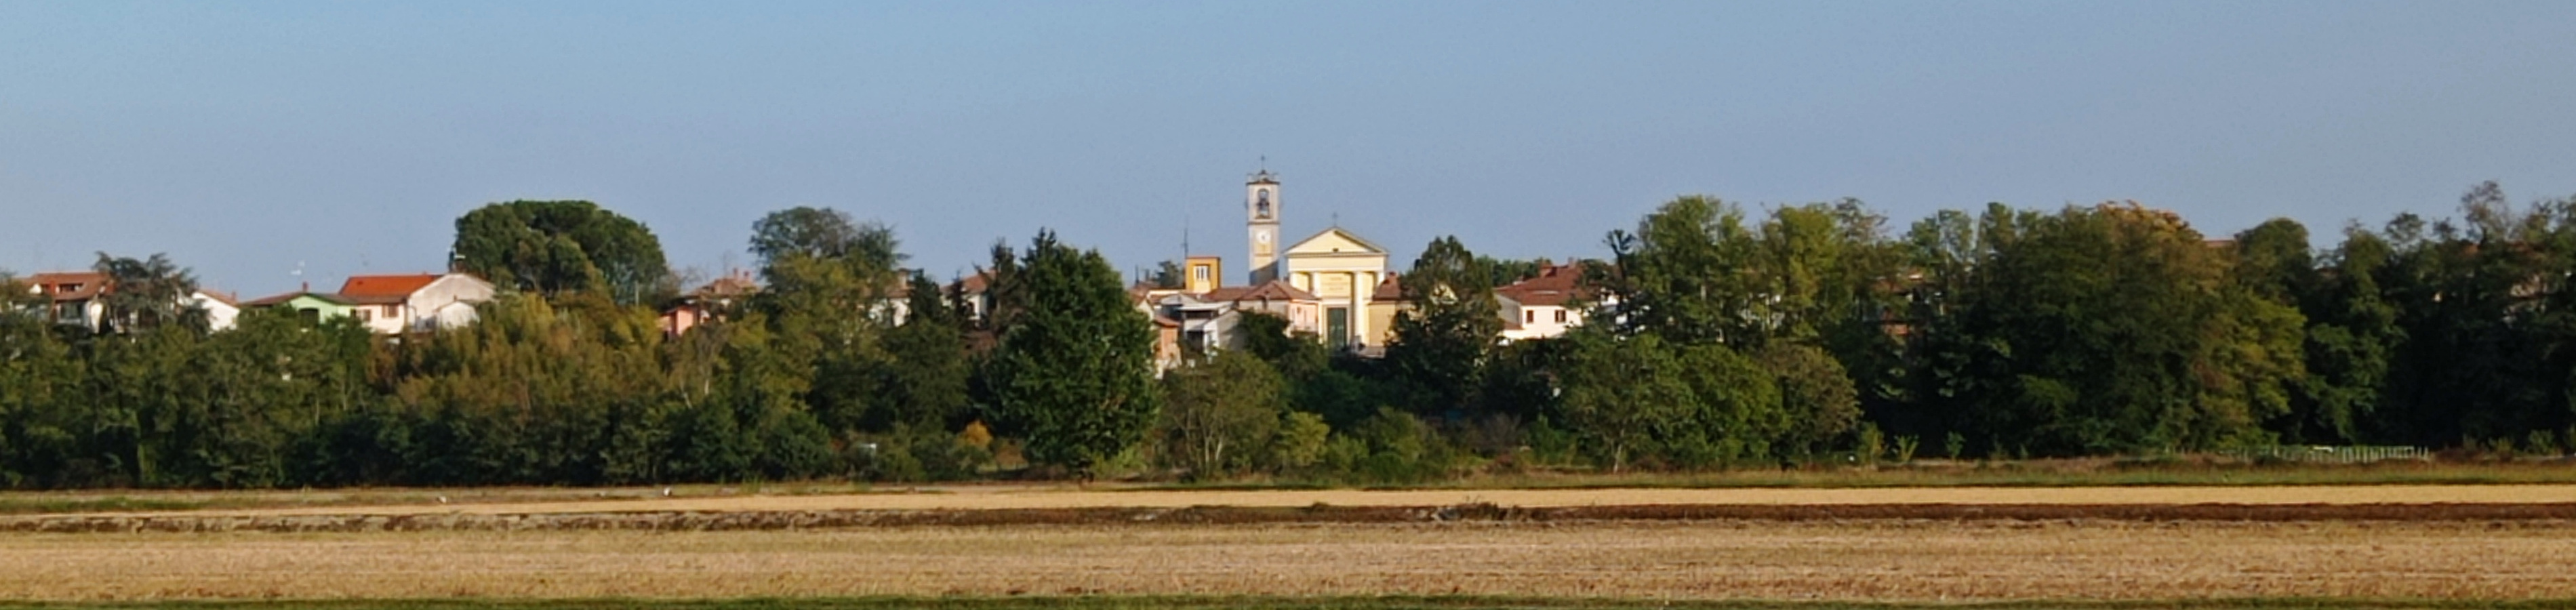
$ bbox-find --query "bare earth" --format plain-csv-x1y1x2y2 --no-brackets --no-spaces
3,520,2572,601
54,483,2576,518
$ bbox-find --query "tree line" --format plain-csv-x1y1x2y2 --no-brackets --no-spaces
3,184,2573,488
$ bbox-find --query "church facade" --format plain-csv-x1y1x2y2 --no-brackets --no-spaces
1145,170,1405,356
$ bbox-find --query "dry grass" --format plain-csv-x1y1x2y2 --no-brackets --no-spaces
2,521,2573,602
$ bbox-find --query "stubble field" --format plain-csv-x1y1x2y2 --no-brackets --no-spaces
5,520,2576,602
5,483,2576,608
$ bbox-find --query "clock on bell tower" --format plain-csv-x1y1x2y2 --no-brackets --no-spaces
1246,169,1282,284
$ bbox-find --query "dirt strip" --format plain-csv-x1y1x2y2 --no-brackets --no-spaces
9,502,2576,533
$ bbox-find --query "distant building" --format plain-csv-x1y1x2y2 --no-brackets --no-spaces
190,291,241,331
22,271,238,331
1149,279,1323,357
336,272,496,334
241,289,360,325
24,271,108,329
661,270,759,336
1495,262,1601,341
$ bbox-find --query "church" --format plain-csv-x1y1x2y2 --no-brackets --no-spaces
1146,170,1405,356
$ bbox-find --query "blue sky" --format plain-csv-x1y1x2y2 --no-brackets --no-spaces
5,1,2575,296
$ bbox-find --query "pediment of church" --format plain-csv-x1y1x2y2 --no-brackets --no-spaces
1283,227,1388,256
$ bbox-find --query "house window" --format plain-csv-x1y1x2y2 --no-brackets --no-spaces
1554,310,1568,323
357,308,374,322
1525,310,1535,324
57,283,81,293
1192,266,1210,281
384,304,399,318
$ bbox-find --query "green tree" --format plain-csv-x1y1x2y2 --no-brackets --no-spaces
982,230,1162,477
1155,350,1288,479
1758,343,1863,457
870,271,973,430
92,253,202,333
1601,196,1763,345
746,207,908,434
1910,203,2291,455
452,200,672,305
164,308,375,487
386,293,670,484
1386,236,1502,416
0,272,89,487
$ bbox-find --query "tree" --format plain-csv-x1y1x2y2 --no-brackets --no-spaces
385,293,672,484
1601,196,1762,346
870,271,973,430
1476,256,1550,288
982,230,1162,476
1555,330,1782,470
1156,350,1287,479
1555,331,1698,470
746,207,908,435
1386,236,1502,417
1909,203,2289,455
0,272,88,487
163,308,375,487
92,253,201,333
452,200,672,306
1759,343,1863,457
1148,260,1186,289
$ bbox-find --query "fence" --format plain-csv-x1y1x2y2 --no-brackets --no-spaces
2215,445,2429,464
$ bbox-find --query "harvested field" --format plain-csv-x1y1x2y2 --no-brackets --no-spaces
28,484,2576,520
13,502,2576,533
4,520,2575,602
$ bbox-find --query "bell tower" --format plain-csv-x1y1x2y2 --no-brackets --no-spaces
1245,169,1282,284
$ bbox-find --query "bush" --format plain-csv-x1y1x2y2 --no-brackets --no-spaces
848,424,992,483
1269,411,1330,471
1317,407,1458,485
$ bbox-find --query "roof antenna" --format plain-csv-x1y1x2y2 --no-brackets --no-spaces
1181,212,1192,258
294,261,306,292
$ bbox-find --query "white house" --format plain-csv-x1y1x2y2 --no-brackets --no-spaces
1495,262,1603,342
337,272,496,334
190,291,240,331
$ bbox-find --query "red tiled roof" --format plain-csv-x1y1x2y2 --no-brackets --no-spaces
694,274,760,298
1495,262,1595,307
954,271,992,295
339,274,442,300
1371,272,1404,301
27,271,109,301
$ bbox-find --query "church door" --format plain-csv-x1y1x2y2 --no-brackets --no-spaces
1326,307,1350,350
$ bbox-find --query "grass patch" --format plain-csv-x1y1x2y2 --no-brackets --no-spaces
7,596,2576,610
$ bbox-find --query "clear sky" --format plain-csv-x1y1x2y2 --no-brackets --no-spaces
5,1,2575,296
